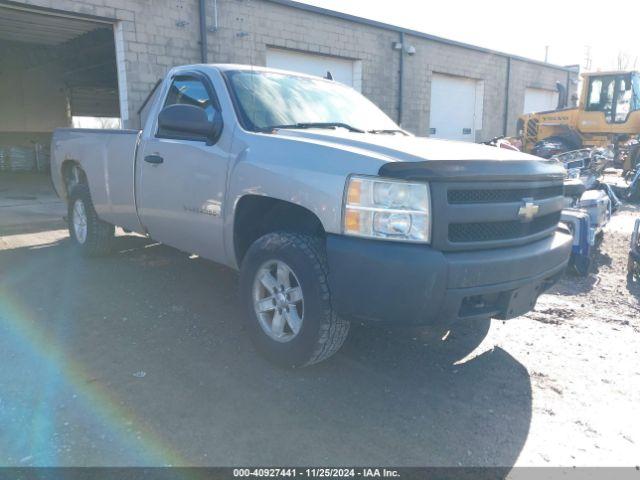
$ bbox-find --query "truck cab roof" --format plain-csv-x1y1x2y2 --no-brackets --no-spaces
171,63,334,82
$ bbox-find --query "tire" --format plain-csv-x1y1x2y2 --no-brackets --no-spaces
239,232,350,367
570,255,591,277
628,145,640,173
630,254,640,281
67,184,115,257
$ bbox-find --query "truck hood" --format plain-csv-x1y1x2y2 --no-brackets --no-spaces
274,128,537,162
274,129,565,181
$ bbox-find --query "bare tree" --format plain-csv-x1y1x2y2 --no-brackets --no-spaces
584,45,592,71
617,50,639,70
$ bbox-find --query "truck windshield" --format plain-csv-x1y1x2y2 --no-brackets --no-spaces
224,70,400,133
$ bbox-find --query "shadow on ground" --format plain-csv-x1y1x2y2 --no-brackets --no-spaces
0,235,532,469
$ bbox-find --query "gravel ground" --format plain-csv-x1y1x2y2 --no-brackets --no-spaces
490,202,640,465
0,174,638,468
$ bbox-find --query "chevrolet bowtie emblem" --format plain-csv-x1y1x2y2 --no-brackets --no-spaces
518,198,539,222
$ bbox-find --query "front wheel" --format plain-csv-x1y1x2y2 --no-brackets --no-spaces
67,184,115,256
240,232,350,367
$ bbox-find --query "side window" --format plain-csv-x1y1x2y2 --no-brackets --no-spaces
587,79,603,109
586,76,615,116
615,76,632,122
156,75,220,141
163,77,215,121
157,76,218,141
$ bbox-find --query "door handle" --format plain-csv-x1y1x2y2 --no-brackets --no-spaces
144,154,164,164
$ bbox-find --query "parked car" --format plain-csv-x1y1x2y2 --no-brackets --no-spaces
51,64,572,367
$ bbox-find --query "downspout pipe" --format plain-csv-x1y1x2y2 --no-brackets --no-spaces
502,56,511,136
199,0,208,63
212,0,219,31
397,31,404,126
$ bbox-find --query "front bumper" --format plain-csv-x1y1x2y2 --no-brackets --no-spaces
326,230,572,325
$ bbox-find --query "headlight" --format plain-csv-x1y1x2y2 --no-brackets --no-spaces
343,175,431,243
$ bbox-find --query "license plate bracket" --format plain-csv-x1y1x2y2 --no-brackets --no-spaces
501,282,540,319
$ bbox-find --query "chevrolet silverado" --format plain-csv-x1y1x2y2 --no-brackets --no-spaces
51,64,572,366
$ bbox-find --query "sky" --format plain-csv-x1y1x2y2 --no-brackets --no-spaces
297,0,640,71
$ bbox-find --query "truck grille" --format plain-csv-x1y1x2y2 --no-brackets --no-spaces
430,179,565,252
448,185,563,204
449,212,562,243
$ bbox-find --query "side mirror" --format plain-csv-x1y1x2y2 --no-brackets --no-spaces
157,104,223,144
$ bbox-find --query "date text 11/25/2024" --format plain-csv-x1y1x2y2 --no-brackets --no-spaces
233,468,400,478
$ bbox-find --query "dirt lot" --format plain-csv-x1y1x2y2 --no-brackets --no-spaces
0,173,638,468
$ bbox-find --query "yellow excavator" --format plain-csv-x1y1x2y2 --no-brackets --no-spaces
517,71,640,172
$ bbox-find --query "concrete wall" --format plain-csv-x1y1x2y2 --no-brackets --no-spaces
402,36,508,138
506,59,576,136
4,0,204,128
204,0,578,139
208,0,401,125
7,0,578,139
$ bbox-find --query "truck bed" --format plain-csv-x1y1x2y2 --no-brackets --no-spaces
50,128,143,233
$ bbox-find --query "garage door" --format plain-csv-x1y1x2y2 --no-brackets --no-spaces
429,74,482,142
266,48,361,91
524,88,559,114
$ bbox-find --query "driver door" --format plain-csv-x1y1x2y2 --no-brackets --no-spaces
137,73,230,263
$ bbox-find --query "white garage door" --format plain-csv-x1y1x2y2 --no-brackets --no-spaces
266,48,361,91
429,74,483,142
523,88,558,114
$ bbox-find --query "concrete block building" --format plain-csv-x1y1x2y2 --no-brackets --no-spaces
0,0,579,171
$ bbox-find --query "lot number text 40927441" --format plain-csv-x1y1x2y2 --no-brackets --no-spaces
232,468,401,478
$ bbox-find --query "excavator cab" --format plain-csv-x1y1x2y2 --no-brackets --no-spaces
584,72,640,124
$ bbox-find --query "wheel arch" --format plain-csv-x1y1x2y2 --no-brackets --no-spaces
60,159,87,199
233,194,326,266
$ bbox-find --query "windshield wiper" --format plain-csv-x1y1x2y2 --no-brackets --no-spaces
367,129,409,136
266,122,365,133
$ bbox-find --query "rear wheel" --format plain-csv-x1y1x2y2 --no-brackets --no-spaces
240,232,349,367
67,184,115,256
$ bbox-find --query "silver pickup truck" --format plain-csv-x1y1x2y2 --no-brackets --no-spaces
51,64,572,367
